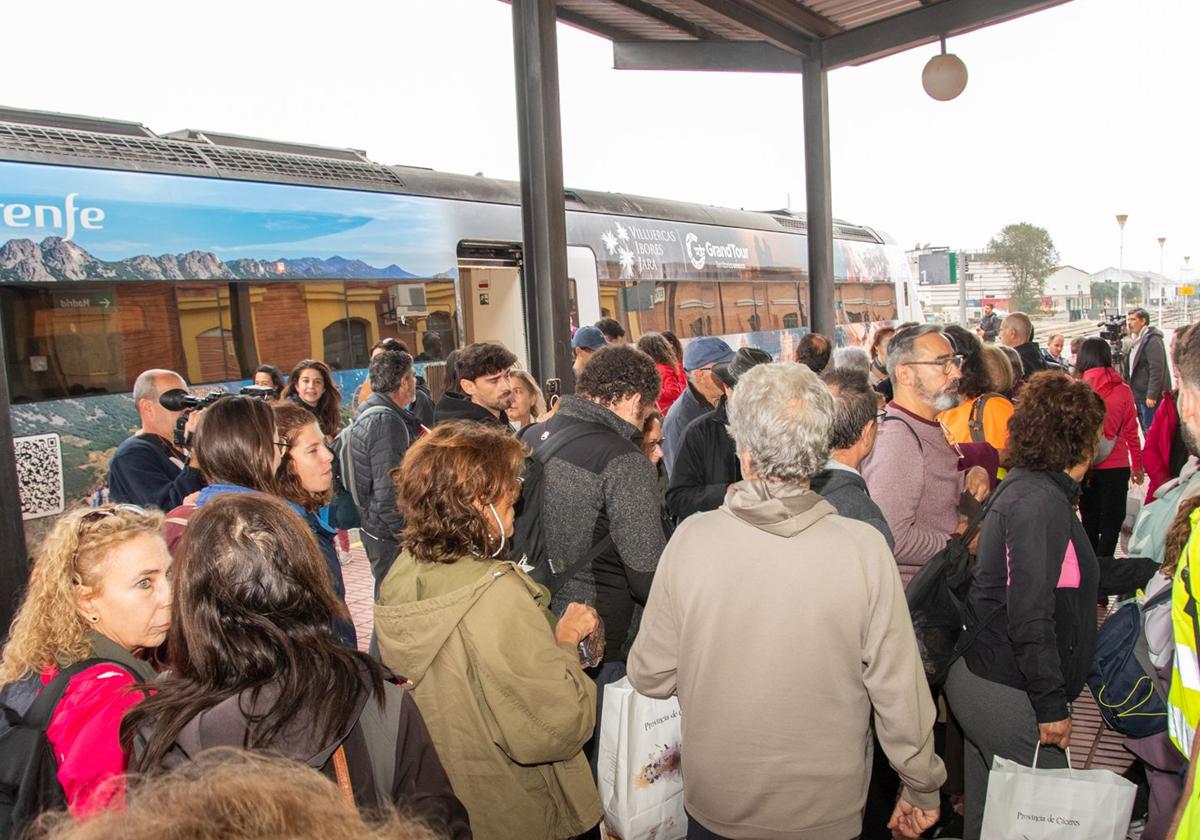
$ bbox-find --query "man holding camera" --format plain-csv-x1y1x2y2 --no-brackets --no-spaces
107,368,205,509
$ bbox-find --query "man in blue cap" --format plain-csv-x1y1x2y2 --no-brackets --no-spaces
661,336,735,472
572,324,608,377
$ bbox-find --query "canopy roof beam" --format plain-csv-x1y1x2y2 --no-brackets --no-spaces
613,40,807,72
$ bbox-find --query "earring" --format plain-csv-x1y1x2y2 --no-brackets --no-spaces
89,615,99,622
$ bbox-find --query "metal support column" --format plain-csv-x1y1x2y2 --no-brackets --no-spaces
802,57,835,338
512,0,575,388
0,312,29,641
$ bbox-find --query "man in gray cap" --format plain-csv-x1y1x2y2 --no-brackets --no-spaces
572,324,607,377
661,336,735,472
666,347,772,520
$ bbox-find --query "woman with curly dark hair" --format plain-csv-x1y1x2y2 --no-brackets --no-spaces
944,372,1158,839
374,421,603,840
281,359,342,440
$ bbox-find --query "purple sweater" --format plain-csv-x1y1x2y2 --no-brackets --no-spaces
861,403,964,586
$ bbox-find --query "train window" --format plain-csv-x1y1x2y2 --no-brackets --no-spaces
1,283,189,402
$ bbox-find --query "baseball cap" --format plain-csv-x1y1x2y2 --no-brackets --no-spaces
682,336,735,371
571,325,607,351
713,347,773,389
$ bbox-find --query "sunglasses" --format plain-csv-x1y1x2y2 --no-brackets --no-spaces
74,504,149,564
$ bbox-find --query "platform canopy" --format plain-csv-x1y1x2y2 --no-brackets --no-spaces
548,0,1071,71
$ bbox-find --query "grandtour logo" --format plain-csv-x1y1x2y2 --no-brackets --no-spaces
684,231,750,271
0,193,105,241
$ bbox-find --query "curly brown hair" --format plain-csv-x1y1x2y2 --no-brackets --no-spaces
1006,371,1105,473
394,421,526,564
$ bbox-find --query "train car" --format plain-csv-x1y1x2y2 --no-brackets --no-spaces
0,106,919,543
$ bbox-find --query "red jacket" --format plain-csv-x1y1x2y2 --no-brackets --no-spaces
1083,367,1143,473
656,363,686,414
1144,390,1181,497
42,662,147,815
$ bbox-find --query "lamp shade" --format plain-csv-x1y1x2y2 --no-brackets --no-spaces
922,53,968,101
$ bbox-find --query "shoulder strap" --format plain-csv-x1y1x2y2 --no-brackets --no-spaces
959,475,1014,546
23,658,135,729
332,745,353,804
882,412,923,453
548,533,615,598
355,404,397,425
532,420,625,464
967,395,999,443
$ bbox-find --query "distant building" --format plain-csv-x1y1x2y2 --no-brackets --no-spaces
1089,267,1174,308
908,246,1017,320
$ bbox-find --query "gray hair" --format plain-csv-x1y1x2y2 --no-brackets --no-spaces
132,368,184,407
726,362,833,483
368,350,414,395
831,346,871,374
884,324,945,379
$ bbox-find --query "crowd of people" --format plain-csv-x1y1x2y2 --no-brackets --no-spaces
4,307,1200,840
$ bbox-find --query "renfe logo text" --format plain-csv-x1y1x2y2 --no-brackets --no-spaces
0,193,105,241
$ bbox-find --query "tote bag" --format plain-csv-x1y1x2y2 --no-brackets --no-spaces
981,746,1136,839
596,677,686,840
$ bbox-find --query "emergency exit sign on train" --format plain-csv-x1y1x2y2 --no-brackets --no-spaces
51,290,114,310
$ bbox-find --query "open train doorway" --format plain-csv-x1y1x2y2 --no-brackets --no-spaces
456,241,600,371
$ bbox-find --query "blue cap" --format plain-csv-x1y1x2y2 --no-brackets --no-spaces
682,336,735,371
572,325,607,351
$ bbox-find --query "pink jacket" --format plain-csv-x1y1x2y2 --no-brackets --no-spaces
656,363,686,415
42,662,146,815
1083,367,1142,473
1144,390,1180,498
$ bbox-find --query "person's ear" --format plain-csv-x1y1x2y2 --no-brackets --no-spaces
460,378,477,397
75,583,98,626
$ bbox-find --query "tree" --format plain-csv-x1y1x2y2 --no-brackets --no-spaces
987,223,1059,313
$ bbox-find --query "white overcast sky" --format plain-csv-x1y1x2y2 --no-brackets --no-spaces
5,0,1197,278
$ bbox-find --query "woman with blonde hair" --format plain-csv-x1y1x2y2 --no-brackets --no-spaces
0,505,171,818
506,369,546,432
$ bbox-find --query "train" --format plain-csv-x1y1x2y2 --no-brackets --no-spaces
0,106,921,541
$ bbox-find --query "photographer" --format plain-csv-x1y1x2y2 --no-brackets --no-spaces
107,369,205,510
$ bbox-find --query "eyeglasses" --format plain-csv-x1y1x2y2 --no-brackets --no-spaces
876,409,888,423
902,354,965,374
74,504,149,564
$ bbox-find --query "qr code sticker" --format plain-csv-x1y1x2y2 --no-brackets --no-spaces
15,433,64,520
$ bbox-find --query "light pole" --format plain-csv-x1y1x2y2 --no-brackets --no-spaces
1116,214,1128,313
1158,236,1167,323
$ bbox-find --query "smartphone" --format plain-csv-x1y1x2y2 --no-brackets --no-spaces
545,378,562,408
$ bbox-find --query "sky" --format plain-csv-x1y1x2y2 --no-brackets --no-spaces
4,0,1197,281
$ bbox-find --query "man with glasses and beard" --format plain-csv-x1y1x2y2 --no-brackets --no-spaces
862,325,990,588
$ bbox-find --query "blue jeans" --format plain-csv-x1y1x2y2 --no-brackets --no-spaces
1138,400,1159,434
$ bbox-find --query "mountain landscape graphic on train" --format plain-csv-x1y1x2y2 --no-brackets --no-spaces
0,236,436,282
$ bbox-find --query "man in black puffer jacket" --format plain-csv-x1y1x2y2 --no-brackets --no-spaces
351,350,421,591
666,347,771,522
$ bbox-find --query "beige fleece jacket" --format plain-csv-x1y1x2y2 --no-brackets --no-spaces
627,479,945,840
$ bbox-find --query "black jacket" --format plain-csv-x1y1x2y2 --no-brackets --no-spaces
433,390,511,431
413,377,435,428
141,671,470,838
1128,326,1170,403
107,434,205,509
350,393,414,542
979,312,1001,342
1013,341,1047,382
665,399,738,521
525,396,666,658
963,469,1157,722
809,465,894,549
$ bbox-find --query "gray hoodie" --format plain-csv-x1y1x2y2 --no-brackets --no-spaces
628,479,945,840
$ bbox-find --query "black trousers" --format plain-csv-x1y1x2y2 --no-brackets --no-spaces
361,530,399,598
1079,467,1130,558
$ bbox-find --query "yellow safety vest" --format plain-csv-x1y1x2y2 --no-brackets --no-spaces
1168,508,1200,838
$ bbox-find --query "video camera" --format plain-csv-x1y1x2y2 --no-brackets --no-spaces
1098,311,1127,344
159,385,275,448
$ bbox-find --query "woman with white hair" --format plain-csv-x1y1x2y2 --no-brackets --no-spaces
627,362,945,840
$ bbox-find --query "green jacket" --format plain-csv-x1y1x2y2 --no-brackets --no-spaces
375,552,601,840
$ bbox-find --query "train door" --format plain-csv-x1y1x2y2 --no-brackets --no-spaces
456,242,600,370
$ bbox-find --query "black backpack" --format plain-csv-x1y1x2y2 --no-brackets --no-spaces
0,658,130,840
905,480,1011,684
1087,586,1173,738
512,420,623,593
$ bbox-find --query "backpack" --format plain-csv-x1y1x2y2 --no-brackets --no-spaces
966,394,1003,443
0,658,130,839
1130,469,1200,563
1086,586,1173,738
329,404,399,531
512,420,626,592
905,480,1012,684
